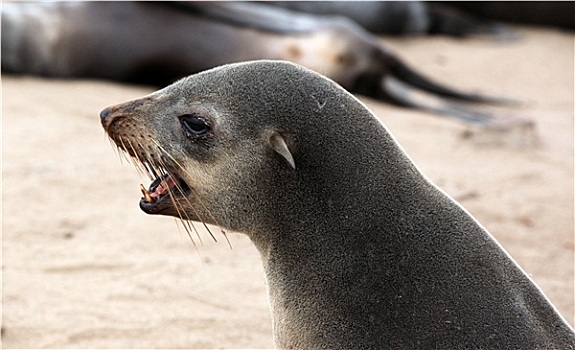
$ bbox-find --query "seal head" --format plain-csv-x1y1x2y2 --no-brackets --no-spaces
101,60,399,237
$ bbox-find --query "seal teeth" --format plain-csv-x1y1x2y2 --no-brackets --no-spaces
140,183,153,203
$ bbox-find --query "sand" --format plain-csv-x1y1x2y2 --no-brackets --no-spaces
2,27,573,348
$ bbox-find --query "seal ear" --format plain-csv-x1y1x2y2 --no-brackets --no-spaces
269,132,296,170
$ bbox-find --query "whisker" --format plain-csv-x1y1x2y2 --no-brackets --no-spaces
108,135,215,254
116,138,132,166
164,180,197,246
154,150,220,244
187,220,203,245
175,218,206,268
107,138,122,161
125,139,148,178
109,132,235,254
221,229,233,250
144,163,156,181
147,147,198,246
151,139,225,242
157,156,205,245
173,218,205,265
181,210,204,245
121,137,231,248
202,222,218,243
145,151,198,247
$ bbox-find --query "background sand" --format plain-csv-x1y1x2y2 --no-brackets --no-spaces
2,27,573,348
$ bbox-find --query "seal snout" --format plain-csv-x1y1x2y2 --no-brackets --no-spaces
100,104,130,130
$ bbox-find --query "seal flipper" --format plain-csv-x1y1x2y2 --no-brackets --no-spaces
269,132,296,170
381,75,496,124
380,51,512,105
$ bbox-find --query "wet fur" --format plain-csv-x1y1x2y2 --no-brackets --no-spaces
101,61,575,349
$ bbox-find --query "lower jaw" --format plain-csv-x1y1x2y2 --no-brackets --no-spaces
139,194,178,215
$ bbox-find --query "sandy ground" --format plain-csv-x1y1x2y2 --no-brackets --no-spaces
2,28,573,348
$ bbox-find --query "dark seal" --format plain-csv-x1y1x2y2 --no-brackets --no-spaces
101,60,575,349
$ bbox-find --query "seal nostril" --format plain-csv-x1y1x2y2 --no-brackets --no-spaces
100,107,112,122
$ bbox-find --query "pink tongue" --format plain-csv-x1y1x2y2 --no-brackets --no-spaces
151,176,176,200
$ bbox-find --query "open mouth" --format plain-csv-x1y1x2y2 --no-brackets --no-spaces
103,128,192,216
138,168,191,214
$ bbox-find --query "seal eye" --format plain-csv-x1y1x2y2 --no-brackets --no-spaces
180,115,210,138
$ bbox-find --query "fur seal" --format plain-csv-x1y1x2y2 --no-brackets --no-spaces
101,60,575,349
2,1,509,125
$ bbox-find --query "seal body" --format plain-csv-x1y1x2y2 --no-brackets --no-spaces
101,60,575,348
0,2,390,88
3,1,517,125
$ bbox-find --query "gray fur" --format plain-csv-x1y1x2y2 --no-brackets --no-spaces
102,60,575,349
